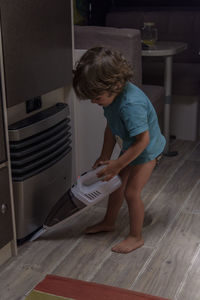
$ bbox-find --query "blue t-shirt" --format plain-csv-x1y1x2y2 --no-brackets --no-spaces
103,82,166,165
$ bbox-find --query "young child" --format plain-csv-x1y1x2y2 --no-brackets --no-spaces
73,47,166,254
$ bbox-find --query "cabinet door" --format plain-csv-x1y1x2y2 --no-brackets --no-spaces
0,167,13,248
0,0,73,108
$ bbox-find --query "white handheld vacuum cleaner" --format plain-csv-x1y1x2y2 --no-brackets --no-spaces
71,165,122,205
30,165,122,240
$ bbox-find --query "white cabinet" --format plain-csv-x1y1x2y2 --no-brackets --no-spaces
72,49,106,176
71,49,120,179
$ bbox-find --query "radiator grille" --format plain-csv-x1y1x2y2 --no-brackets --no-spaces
9,103,72,181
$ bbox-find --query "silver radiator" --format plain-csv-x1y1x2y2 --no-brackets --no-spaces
9,103,72,240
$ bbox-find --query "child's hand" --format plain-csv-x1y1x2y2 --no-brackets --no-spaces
96,160,121,181
92,156,109,169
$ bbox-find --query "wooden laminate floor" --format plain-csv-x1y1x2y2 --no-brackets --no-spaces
0,139,200,300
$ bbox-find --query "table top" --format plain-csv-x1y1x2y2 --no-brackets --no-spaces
142,41,187,57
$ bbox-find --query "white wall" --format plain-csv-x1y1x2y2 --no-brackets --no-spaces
171,95,200,141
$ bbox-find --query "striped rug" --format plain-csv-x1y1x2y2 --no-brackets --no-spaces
25,275,171,300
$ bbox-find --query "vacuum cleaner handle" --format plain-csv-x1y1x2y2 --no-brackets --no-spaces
77,165,106,192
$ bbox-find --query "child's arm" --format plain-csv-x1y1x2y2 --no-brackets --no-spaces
93,123,116,168
97,130,150,180
117,130,150,169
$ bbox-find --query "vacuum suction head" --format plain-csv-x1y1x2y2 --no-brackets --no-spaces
30,165,122,240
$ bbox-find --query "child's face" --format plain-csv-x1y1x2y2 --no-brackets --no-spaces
91,92,117,107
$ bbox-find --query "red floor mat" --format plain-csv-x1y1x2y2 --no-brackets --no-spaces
26,274,172,300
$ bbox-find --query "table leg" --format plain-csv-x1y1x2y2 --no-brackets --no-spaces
163,55,178,156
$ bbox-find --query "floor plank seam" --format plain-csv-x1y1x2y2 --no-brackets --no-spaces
22,275,46,300
86,224,133,281
185,141,200,161
19,236,84,300
129,247,159,290
87,250,112,282
143,154,200,250
130,168,200,291
145,156,187,211
48,235,85,274
142,245,154,249
184,211,200,215
182,179,200,214
174,243,200,300
155,176,200,246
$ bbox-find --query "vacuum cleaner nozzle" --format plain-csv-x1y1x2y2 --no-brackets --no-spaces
31,166,122,240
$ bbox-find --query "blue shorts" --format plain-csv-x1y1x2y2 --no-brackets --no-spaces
119,150,163,166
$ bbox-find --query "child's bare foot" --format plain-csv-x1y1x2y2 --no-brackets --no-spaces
85,221,115,234
111,236,144,253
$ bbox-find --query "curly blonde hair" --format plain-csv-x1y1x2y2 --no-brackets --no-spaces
73,47,133,100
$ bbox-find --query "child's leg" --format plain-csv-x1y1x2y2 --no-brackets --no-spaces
85,166,131,233
112,159,156,253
